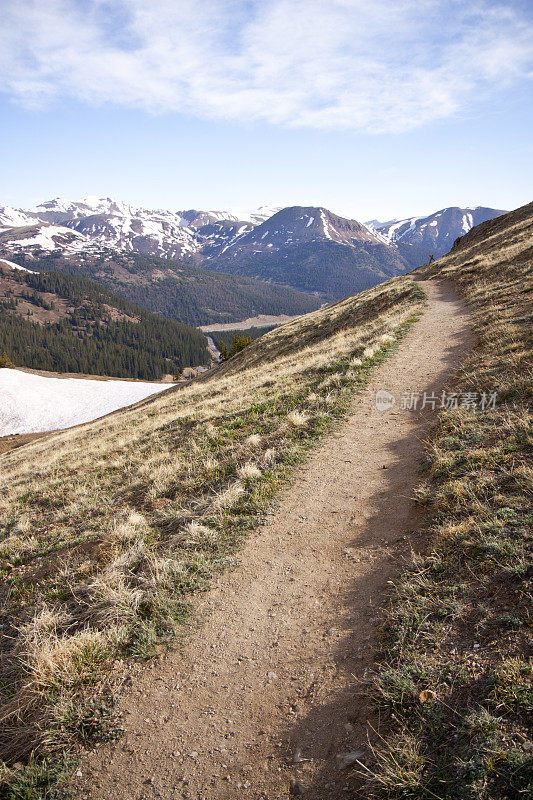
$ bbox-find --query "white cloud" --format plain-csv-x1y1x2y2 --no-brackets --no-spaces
0,0,531,133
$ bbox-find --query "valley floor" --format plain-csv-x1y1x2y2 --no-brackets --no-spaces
74,280,473,800
199,313,301,332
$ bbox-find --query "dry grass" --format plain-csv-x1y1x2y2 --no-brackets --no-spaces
286,409,311,428
0,275,424,788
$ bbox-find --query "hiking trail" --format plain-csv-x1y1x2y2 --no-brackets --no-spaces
76,279,474,800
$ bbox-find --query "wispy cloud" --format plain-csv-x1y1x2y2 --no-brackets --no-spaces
1,0,531,133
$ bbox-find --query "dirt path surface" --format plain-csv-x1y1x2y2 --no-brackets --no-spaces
76,280,473,800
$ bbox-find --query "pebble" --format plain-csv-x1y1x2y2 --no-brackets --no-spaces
336,748,365,769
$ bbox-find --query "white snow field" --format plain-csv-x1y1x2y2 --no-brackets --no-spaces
0,369,169,436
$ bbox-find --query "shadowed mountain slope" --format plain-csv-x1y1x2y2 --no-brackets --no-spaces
204,205,409,299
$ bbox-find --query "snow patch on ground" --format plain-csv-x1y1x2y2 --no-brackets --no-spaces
0,369,169,435
0,207,36,227
320,210,333,240
462,213,473,233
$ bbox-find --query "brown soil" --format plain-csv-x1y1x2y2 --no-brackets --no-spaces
0,431,49,455
75,280,474,800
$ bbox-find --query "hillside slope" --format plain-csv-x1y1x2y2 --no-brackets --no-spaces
0,246,322,326
0,274,424,791
0,259,208,378
71,279,474,800
364,202,532,799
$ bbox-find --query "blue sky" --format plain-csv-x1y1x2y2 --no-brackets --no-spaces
1,0,532,221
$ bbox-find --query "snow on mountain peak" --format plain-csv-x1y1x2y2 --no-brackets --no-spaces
0,206,36,228
0,198,506,269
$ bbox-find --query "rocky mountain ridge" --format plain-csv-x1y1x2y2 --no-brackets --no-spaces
368,205,506,265
0,197,506,300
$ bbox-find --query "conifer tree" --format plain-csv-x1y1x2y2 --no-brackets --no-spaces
0,349,14,368
219,341,229,361
231,334,253,356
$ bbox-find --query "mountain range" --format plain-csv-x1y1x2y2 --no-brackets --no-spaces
369,205,506,265
0,198,506,311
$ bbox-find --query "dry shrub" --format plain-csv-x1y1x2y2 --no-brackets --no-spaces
107,511,150,547
319,373,342,389
205,423,218,439
19,609,109,694
262,448,277,465
85,575,144,626
202,457,219,473
182,521,219,547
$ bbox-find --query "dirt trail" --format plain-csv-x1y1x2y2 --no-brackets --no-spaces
77,280,474,800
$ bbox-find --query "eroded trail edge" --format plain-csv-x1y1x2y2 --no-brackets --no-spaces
78,280,473,800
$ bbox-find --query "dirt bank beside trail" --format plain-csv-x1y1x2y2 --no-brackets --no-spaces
76,280,474,800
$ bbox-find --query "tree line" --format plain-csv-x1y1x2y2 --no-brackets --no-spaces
0,265,209,379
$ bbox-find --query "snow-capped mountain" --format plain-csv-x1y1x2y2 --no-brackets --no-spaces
202,206,409,298
211,206,389,255
0,223,89,253
373,206,506,266
0,197,278,262
0,197,506,298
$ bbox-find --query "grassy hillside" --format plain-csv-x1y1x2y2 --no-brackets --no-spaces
0,276,424,793
0,261,208,379
364,203,532,799
2,249,322,326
